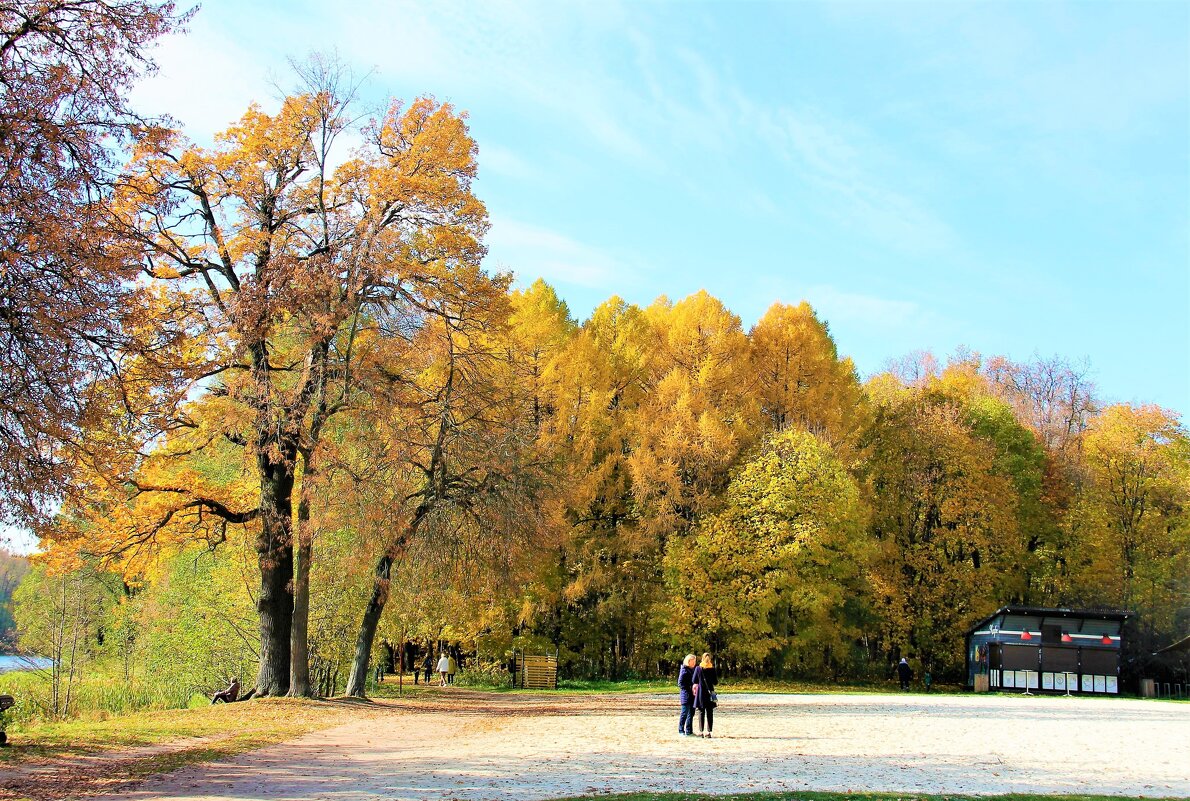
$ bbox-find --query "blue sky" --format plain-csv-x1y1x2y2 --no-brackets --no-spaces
133,0,1189,413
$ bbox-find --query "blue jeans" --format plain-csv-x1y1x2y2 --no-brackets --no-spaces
678,702,694,734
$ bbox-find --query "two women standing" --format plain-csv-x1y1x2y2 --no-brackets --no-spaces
677,652,717,737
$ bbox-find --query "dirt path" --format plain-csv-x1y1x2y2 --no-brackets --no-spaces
0,734,237,801
89,691,1189,800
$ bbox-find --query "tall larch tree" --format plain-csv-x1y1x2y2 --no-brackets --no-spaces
537,296,656,677
749,302,866,451
631,290,759,541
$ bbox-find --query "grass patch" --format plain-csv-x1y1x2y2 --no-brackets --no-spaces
367,673,971,697
377,674,957,696
0,695,365,764
0,669,198,730
548,794,1178,801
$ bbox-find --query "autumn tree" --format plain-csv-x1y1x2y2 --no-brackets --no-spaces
750,302,866,450
336,267,538,697
983,355,1096,456
631,291,759,540
1070,405,1188,631
504,279,577,432
666,428,869,675
50,59,490,696
0,0,187,525
530,296,658,678
861,379,1027,675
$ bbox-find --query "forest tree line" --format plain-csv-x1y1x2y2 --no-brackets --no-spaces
0,550,28,644
1,2,1186,711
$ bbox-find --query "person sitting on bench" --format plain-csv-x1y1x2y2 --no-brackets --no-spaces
211,678,240,704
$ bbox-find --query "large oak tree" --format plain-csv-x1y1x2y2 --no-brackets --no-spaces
54,63,489,696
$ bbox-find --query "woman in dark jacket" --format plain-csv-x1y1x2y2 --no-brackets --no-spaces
691,652,717,738
677,654,696,736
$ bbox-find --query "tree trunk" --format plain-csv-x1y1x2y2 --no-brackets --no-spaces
289,535,312,696
289,457,319,697
255,453,295,697
345,554,393,697
344,503,431,698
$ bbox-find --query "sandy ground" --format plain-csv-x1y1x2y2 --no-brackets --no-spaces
104,691,1189,800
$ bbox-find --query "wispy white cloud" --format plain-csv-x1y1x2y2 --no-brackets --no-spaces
317,0,653,164
486,216,645,292
625,27,961,257
800,284,921,329
476,142,542,183
739,100,958,256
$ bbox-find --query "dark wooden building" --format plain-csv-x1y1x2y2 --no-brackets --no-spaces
965,606,1129,694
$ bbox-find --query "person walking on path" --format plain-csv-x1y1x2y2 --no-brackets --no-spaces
896,657,913,691
447,653,458,685
677,654,696,736
421,653,433,685
437,653,450,686
692,652,718,738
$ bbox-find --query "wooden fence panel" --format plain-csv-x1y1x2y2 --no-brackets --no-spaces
515,653,558,689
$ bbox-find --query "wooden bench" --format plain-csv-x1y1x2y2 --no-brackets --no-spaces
0,694,13,747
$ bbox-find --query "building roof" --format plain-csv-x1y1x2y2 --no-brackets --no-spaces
965,606,1131,636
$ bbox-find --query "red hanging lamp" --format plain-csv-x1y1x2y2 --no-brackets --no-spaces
1020,630,1033,641
1061,632,1073,643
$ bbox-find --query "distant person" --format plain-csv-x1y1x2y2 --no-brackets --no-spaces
896,657,912,691
211,678,239,704
422,653,433,684
692,652,718,738
437,653,450,686
447,653,458,685
677,653,696,736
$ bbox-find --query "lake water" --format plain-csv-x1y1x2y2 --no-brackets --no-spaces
0,655,52,673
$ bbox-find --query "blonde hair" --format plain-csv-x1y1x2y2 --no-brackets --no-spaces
700,652,714,668
683,653,697,666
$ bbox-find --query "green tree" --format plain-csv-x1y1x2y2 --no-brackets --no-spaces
0,550,29,644
666,429,869,675
13,562,114,717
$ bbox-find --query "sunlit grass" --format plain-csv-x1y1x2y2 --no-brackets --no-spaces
0,695,363,763
0,669,199,730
